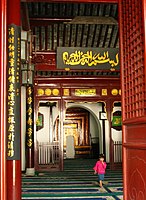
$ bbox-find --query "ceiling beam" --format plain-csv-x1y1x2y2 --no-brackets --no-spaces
30,18,73,26
21,2,30,31
65,16,118,25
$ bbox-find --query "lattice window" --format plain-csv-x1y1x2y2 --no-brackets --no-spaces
121,0,146,120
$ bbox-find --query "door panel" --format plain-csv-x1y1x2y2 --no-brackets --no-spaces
119,0,146,199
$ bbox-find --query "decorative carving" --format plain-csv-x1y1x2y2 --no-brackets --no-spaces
32,53,56,66
52,89,59,96
111,89,118,96
128,155,146,200
45,89,51,96
102,89,107,96
37,89,44,96
129,169,145,200
63,89,70,96
119,89,121,95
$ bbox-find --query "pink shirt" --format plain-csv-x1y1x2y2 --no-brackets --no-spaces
93,161,107,174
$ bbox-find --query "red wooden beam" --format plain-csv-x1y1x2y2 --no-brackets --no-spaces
0,0,7,200
22,0,118,3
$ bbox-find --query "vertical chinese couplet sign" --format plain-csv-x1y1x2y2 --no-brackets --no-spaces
7,24,21,160
26,86,33,149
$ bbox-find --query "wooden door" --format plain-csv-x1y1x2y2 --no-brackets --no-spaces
119,0,146,199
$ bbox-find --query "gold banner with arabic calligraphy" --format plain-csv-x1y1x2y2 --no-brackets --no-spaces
57,47,119,71
75,89,96,96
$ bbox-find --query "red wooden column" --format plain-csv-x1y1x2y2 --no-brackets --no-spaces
106,100,114,170
7,0,21,200
119,0,146,199
0,0,7,200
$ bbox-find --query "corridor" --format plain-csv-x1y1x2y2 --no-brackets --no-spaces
22,159,123,200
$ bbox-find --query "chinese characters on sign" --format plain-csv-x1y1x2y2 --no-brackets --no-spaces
57,47,119,71
26,87,33,148
7,24,21,160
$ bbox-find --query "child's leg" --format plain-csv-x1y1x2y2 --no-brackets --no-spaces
98,174,104,188
99,180,103,188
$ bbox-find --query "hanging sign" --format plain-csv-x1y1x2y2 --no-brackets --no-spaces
7,24,21,160
57,47,119,71
26,87,34,148
36,112,44,131
112,111,122,131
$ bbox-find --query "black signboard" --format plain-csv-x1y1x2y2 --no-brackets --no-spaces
7,24,21,160
57,47,119,71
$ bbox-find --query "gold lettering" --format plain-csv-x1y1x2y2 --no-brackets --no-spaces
8,116,15,124
8,58,15,67
8,107,14,116
8,75,15,83
8,67,15,75
75,89,96,96
8,101,15,106
27,128,33,137
8,132,15,140
8,37,15,44
8,124,15,132
62,50,119,69
27,87,32,95
8,44,15,51
8,92,15,101
7,149,14,157
8,84,15,92
8,27,15,35
27,107,32,115
27,97,32,104
27,139,33,147
8,141,14,149
27,117,33,126
9,51,15,58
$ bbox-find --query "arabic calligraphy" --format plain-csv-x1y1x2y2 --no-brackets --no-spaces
63,51,119,68
75,89,96,96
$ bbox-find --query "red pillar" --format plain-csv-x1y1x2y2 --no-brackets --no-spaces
106,100,114,170
7,0,21,200
0,0,7,200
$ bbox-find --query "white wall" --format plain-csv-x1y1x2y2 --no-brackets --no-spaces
36,105,59,143
90,113,99,139
37,107,50,142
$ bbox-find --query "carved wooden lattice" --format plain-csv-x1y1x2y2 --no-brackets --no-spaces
120,0,146,120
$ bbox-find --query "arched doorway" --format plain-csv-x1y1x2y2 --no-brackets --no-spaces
63,106,101,159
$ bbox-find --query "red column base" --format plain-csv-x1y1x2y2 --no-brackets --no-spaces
7,160,21,200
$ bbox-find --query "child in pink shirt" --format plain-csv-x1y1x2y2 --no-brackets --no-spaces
93,154,107,188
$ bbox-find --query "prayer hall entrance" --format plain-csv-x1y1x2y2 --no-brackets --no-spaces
31,1,121,172
34,75,121,171
1,0,146,200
